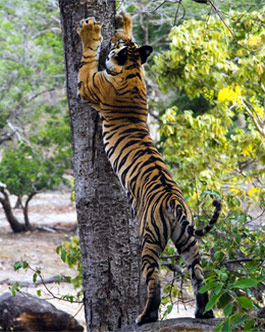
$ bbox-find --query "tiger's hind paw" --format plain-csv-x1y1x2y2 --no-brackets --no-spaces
195,308,214,319
135,311,158,326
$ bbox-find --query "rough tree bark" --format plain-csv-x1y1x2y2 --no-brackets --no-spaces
58,1,145,331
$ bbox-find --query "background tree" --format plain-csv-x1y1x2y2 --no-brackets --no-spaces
0,117,71,232
0,0,72,231
58,1,145,331
0,0,64,144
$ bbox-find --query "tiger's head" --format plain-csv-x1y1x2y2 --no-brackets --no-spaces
106,31,153,74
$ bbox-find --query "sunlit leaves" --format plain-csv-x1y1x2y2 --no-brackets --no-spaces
56,236,83,292
153,8,265,135
154,8,265,213
156,7,265,331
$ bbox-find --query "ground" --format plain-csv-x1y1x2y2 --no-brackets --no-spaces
0,191,195,332
0,191,86,329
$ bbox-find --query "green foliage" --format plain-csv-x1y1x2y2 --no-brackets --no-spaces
12,237,83,301
200,212,265,330
153,8,265,212
153,8,265,330
153,7,265,130
0,0,71,229
56,236,83,295
13,255,82,302
0,0,64,134
0,114,71,197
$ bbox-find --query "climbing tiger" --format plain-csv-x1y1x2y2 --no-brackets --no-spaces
77,12,221,325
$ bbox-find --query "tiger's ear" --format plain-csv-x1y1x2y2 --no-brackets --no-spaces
114,47,128,65
139,45,153,64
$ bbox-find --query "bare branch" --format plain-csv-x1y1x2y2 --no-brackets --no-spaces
173,0,185,26
162,261,185,276
223,258,264,265
146,0,181,14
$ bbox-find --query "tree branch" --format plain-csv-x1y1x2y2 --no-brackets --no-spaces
241,98,265,137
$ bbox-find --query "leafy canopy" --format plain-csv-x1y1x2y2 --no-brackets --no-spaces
0,0,65,139
153,7,265,213
153,8,265,331
0,0,71,229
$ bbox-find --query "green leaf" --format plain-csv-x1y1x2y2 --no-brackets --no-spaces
233,315,249,328
56,245,62,254
10,282,20,296
205,293,222,312
14,261,23,271
214,282,224,295
202,190,222,200
233,278,259,289
237,297,253,309
33,273,37,283
167,304,173,314
214,320,224,332
63,276,72,283
36,290,42,297
223,303,233,317
214,251,224,262
243,319,254,331
222,319,232,332
61,249,67,263
56,275,63,284
199,282,217,294
22,261,29,269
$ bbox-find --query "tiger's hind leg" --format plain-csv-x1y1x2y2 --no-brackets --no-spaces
171,227,214,319
136,233,166,325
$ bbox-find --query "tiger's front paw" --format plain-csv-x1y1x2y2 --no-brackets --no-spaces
78,18,102,49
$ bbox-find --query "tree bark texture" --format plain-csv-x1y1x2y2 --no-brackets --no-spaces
114,317,223,332
58,1,145,331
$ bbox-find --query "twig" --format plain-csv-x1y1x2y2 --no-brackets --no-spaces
241,98,265,137
162,261,185,275
14,263,83,304
73,303,84,319
148,0,181,13
223,258,264,264
0,275,65,287
173,0,185,26
35,270,82,304
207,0,259,52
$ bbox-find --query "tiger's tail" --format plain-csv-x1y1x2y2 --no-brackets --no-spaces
185,200,221,238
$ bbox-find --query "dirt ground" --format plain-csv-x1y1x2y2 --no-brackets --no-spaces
0,191,195,332
0,191,86,329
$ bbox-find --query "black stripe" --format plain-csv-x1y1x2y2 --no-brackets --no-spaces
126,73,142,80
181,239,197,254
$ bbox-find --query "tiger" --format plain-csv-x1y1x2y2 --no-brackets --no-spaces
77,12,221,326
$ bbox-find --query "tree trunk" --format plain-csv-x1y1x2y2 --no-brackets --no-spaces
0,186,26,233
58,1,145,331
22,192,36,230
